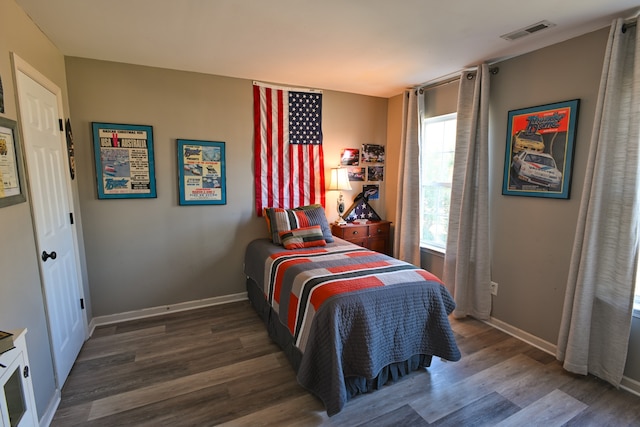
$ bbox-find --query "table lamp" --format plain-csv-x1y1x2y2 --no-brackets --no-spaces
328,167,352,225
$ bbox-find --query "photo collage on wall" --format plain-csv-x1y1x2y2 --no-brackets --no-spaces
339,143,384,203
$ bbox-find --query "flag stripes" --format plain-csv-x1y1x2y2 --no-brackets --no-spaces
253,82,325,215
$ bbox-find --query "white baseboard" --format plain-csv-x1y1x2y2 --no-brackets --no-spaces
485,316,640,398
621,373,640,397
485,316,557,355
39,388,60,427
89,292,247,336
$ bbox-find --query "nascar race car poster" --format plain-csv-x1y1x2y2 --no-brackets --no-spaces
502,99,579,199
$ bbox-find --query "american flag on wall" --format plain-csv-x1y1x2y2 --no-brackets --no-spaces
253,82,325,215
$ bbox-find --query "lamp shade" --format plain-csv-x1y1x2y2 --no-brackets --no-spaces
328,168,352,191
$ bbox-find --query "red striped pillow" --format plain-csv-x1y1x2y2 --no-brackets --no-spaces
279,226,327,249
264,205,333,245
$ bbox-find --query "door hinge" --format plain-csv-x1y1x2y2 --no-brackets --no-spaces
80,298,85,310
59,118,63,132
70,212,74,224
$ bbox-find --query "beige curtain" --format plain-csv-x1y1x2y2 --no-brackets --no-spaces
393,89,421,266
556,17,640,386
442,64,491,319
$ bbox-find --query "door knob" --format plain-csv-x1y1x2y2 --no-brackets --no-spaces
42,251,57,262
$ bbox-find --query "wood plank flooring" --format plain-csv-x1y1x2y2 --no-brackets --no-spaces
51,300,640,426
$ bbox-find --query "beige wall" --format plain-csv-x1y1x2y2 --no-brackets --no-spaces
6,0,640,417
384,27,640,382
489,26,640,383
489,28,607,343
385,26,640,383
65,57,388,317
384,93,402,238
0,0,80,419
402,28,607,344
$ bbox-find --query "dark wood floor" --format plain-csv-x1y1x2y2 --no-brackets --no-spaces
51,300,640,426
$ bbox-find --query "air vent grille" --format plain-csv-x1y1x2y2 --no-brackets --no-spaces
501,20,556,41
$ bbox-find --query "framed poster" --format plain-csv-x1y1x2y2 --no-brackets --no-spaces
92,122,157,199
0,117,26,207
502,99,579,199
178,139,226,205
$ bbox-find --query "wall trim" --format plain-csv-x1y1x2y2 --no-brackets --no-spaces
485,316,557,355
89,293,247,336
39,388,60,427
621,373,640,397
485,316,640,398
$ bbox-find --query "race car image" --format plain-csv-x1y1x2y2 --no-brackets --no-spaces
511,150,562,190
512,130,545,153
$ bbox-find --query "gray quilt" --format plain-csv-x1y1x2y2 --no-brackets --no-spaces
244,238,461,415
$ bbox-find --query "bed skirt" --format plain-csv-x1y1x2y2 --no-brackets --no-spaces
246,277,433,411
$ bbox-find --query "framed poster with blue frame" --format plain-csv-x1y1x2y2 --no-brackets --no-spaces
178,139,226,205
92,122,157,199
502,99,579,199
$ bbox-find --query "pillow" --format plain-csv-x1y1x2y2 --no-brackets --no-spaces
264,205,333,245
263,203,324,239
279,226,327,249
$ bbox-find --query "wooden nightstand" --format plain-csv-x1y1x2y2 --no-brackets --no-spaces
331,220,392,256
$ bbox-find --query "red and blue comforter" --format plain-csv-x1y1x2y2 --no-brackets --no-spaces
245,238,461,415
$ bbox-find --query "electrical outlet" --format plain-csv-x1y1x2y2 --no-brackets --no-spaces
490,281,499,296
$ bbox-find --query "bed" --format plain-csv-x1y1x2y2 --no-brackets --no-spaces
244,235,461,415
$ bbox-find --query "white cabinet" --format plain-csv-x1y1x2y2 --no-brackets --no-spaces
0,329,38,427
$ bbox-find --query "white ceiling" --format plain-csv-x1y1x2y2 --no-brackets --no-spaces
15,0,640,98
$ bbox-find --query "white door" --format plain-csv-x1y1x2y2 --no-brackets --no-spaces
14,56,86,387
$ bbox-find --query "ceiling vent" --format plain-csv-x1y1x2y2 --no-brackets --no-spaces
500,20,556,41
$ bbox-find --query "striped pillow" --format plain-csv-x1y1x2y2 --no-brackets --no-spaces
264,205,333,245
279,226,327,249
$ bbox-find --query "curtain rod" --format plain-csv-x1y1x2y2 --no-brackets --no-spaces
623,13,639,32
414,66,499,94
416,75,460,93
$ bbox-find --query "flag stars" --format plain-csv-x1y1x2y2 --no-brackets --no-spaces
289,91,323,145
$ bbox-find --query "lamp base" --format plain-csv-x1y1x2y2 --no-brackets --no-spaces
336,194,347,225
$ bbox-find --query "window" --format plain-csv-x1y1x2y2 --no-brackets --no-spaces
420,113,456,251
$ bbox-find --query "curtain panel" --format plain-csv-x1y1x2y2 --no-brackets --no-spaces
442,64,492,319
556,17,640,386
393,89,421,266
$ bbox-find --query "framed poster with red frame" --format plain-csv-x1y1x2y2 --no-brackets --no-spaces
502,99,579,199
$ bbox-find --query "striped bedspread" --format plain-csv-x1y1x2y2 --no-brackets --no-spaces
264,244,446,353
246,237,460,415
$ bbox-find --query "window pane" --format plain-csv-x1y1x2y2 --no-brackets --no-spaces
420,113,456,250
